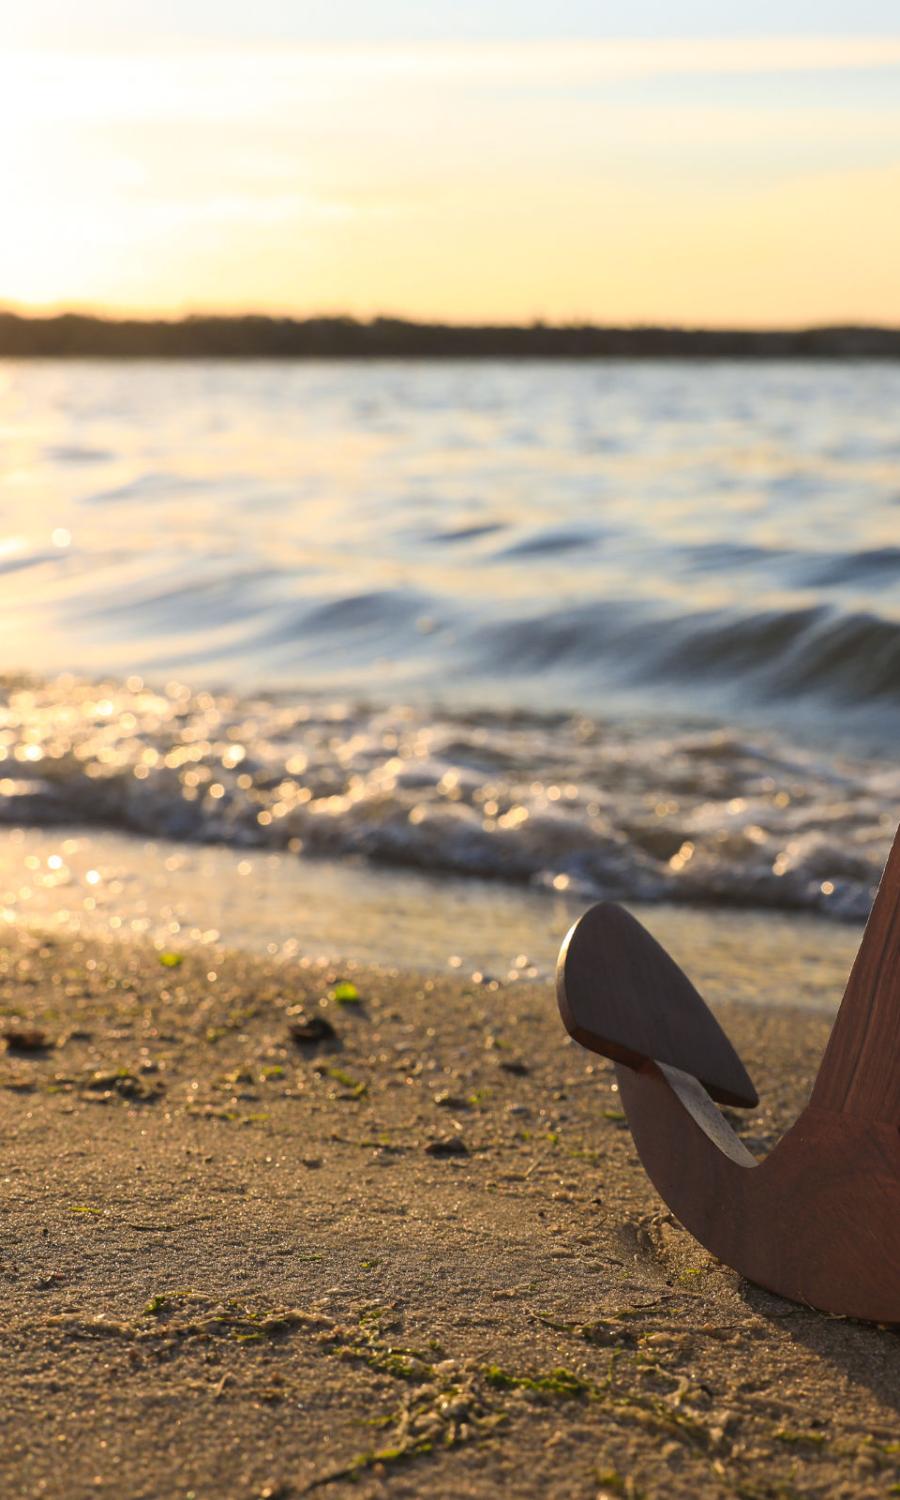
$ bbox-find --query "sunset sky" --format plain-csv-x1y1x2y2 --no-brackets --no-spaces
5,2,900,326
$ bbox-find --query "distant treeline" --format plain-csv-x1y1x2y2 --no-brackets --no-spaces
2,311,900,359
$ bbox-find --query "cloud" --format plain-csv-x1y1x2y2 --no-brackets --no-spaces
5,36,900,129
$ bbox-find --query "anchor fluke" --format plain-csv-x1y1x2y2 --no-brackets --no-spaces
557,902,757,1109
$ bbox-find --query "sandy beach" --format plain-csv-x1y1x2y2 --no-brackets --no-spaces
2,922,898,1499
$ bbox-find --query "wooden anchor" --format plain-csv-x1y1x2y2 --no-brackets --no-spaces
557,826,900,1322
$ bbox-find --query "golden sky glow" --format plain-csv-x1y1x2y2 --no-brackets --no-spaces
5,35,900,325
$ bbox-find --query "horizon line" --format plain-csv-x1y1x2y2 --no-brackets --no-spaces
4,308,900,336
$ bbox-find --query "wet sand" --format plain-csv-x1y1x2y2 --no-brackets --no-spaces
2,929,898,1498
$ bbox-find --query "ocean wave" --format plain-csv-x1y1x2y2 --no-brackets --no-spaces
475,601,900,711
794,546,900,588
0,675,894,922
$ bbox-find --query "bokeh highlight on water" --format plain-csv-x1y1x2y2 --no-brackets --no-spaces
1,359,898,919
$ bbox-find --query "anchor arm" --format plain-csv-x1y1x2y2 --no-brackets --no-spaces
557,892,900,1321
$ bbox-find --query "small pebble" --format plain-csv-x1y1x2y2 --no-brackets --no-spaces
425,1137,469,1158
3,1027,52,1053
289,1015,336,1046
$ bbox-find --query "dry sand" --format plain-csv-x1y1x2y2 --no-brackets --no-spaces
1,929,898,1499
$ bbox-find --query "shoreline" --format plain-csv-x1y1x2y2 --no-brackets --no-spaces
0,825,861,1004
2,926,897,1498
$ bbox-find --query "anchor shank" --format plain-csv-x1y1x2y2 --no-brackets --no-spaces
810,824,900,1125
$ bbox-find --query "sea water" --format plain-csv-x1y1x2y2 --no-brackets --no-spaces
1,359,897,949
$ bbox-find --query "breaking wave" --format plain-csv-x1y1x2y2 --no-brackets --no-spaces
1,674,895,922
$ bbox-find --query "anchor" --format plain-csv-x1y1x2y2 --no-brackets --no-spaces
557,824,900,1322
